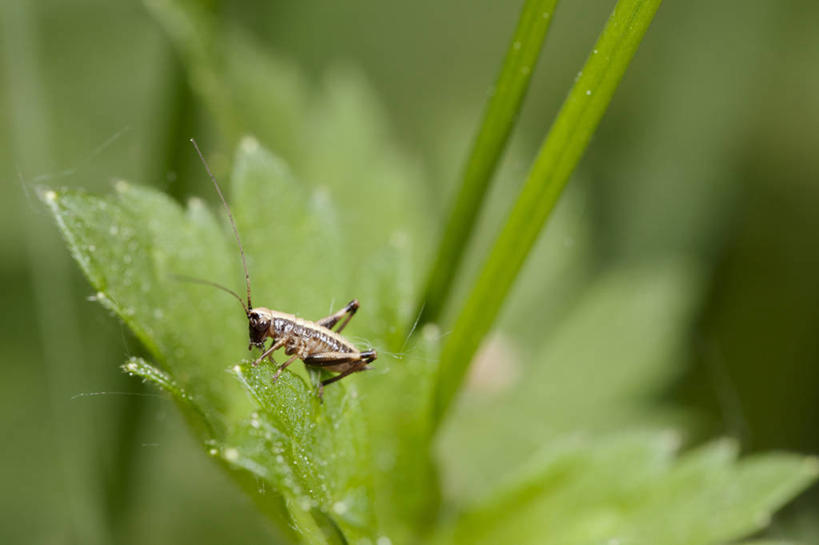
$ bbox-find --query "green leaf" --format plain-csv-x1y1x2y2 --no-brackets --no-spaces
229,139,443,541
230,362,373,541
435,0,665,422
147,1,444,533
420,0,561,323
39,139,438,543
436,434,819,545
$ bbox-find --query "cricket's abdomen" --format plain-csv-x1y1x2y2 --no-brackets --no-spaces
270,312,356,356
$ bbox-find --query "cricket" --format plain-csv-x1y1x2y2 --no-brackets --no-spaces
187,138,377,398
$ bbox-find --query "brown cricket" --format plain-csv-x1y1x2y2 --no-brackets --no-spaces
188,139,376,398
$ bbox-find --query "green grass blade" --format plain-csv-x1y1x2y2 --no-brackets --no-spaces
435,0,665,422
419,0,560,323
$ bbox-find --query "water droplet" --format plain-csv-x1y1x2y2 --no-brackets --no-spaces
332,501,348,515
224,447,239,461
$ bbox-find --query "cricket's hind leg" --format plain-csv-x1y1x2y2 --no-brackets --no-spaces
316,299,359,333
304,349,377,399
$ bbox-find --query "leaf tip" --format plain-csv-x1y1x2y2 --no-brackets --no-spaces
122,359,140,374
121,357,181,399
40,188,58,202
35,186,62,213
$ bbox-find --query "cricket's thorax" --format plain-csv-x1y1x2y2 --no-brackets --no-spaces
268,310,355,354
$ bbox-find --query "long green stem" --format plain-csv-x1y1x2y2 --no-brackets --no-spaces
434,0,664,422
419,0,560,324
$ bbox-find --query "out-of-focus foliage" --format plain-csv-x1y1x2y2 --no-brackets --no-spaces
3,0,819,544
439,258,704,499
436,436,817,545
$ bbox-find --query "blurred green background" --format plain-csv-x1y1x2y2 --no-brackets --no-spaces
2,0,818,543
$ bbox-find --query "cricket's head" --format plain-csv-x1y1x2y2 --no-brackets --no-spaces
247,307,272,349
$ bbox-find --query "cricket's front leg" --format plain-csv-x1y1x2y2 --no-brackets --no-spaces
253,338,285,366
271,354,299,382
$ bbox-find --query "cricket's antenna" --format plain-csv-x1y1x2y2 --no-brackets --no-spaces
172,274,249,315
190,139,253,311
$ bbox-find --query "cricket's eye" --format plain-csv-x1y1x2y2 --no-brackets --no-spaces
249,313,268,331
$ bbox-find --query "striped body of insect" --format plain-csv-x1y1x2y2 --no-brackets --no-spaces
249,303,377,397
